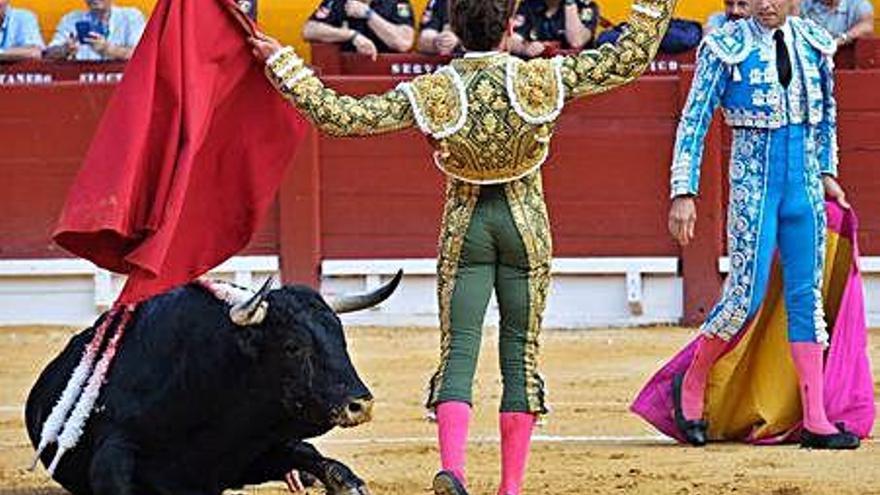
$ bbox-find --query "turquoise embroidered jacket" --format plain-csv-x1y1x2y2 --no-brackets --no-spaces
670,17,839,197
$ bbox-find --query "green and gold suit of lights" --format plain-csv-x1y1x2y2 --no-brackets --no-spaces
265,0,677,414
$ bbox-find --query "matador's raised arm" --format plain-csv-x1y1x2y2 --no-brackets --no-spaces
265,47,415,137
560,0,678,100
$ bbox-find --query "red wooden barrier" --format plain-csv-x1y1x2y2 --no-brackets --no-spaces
0,60,126,86
309,43,694,77
0,81,280,259
1,61,878,327
312,75,682,263
1,83,115,259
836,71,880,253
279,128,322,287
308,38,880,78
834,37,880,70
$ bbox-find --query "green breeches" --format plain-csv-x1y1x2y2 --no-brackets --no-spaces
428,179,552,414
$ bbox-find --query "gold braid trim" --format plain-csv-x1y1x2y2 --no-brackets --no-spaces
508,57,565,124
403,69,468,138
427,179,481,409
503,172,553,414
265,46,414,137
266,48,306,87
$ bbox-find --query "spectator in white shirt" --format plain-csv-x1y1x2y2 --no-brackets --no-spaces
801,0,874,46
45,0,145,61
0,0,44,61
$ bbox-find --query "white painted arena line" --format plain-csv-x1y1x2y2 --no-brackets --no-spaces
316,435,674,446
0,435,674,451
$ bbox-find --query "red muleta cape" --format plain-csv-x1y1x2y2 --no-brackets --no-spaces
53,0,307,304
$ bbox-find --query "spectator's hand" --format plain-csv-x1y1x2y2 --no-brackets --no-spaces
669,196,697,246
435,31,459,55
85,32,111,57
524,41,547,58
823,175,851,209
345,0,372,19
249,32,283,63
353,34,378,61
64,34,80,58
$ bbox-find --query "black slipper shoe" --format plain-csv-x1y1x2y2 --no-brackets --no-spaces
800,423,860,450
432,470,469,495
672,372,708,446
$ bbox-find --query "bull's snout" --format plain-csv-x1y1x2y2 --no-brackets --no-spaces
334,396,374,428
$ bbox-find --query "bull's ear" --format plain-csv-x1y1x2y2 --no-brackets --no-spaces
229,277,274,326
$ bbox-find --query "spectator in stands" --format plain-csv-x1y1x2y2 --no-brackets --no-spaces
44,0,145,61
510,0,600,58
705,0,752,34
303,0,416,60
0,0,44,60
801,0,874,46
418,0,460,55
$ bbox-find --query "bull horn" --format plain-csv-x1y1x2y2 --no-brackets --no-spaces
229,277,274,326
327,269,403,314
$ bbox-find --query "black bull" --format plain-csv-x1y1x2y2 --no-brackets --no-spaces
25,272,402,495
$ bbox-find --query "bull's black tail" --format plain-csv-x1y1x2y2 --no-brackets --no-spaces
29,303,137,476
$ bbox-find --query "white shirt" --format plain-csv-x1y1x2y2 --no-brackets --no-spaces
802,0,874,37
0,6,45,49
757,19,808,122
50,6,146,61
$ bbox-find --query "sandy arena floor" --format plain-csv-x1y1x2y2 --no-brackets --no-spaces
0,325,877,494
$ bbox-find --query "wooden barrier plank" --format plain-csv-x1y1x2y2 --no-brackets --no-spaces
279,128,321,286
0,83,279,259
313,77,683,259
0,84,112,258
317,126,442,259
1,63,878,328
837,72,880,253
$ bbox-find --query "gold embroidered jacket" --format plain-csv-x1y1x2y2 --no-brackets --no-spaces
265,0,677,184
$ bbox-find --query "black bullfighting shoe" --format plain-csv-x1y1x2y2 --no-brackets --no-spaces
800,423,861,450
672,373,708,446
433,470,469,495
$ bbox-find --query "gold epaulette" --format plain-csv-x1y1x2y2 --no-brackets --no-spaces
398,67,468,139
507,57,565,124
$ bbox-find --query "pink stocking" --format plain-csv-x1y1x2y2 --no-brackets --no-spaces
436,401,472,486
498,412,536,495
790,342,838,435
681,335,728,420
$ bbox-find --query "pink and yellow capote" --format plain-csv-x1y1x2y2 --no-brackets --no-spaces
633,202,875,443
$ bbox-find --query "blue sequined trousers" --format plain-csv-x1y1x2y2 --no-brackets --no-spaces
702,123,827,344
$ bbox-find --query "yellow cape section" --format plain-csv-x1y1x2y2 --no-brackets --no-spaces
704,230,853,441
25,0,880,61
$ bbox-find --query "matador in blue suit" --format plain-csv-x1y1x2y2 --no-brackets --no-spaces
666,0,859,449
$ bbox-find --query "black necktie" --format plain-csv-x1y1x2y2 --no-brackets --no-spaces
774,30,792,88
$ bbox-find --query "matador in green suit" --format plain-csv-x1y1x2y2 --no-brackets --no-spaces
250,0,676,492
